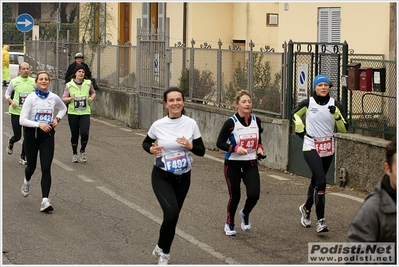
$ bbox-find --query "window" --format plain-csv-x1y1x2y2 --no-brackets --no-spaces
142,2,165,33
318,7,341,44
266,13,278,26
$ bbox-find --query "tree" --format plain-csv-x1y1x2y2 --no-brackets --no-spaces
223,53,281,114
48,3,79,23
2,3,12,23
178,68,216,102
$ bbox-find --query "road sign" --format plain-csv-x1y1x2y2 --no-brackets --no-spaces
16,13,34,33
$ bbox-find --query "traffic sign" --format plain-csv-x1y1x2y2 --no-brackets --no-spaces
16,13,34,33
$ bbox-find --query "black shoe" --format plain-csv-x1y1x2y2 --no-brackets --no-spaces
6,138,13,155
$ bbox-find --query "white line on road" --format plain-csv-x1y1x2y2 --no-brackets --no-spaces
97,186,240,265
204,154,224,163
268,174,290,181
53,158,74,171
77,174,94,182
329,192,364,203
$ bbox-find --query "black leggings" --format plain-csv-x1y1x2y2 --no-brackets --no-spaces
68,114,90,154
151,166,191,254
303,149,333,220
10,114,25,158
224,164,260,225
24,129,55,198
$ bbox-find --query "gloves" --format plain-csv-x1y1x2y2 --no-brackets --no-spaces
257,153,267,161
328,106,341,120
296,131,305,139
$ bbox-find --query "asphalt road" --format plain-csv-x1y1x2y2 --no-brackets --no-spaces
2,86,368,265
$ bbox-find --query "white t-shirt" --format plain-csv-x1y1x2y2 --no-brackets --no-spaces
148,115,201,174
20,91,67,128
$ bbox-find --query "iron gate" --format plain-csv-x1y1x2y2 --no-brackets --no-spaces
285,41,349,184
136,18,171,129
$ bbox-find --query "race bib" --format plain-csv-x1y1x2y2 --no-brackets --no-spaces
163,151,190,175
19,93,29,107
314,136,334,157
74,96,87,110
34,109,53,124
238,133,258,152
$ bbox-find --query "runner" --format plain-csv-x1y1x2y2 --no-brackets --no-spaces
292,74,348,233
4,62,35,164
19,71,67,212
216,89,265,236
142,87,205,264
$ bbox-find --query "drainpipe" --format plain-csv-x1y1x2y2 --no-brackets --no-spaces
183,2,187,69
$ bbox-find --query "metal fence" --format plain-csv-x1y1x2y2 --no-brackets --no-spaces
347,57,397,140
19,38,397,139
25,38,284,117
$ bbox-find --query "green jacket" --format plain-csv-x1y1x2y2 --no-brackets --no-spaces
9,76,35,115
66,79,92,115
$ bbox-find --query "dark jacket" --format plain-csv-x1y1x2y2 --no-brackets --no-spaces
347,175,396,243
64,62,92,84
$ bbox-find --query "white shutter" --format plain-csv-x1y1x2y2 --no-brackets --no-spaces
331,8,341,42
142,3,150,31
158,2,165,34
318,7,341,43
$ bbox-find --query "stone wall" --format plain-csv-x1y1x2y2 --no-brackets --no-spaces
85,85,390,193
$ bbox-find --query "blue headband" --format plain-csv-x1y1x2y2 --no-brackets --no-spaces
313,75,330,88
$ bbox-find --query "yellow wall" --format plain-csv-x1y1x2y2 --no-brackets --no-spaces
105,2,392,58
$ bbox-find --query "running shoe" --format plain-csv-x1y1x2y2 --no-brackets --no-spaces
40,199,53,212
6,138,13,155
239,209,251,231
316,218,329,233
158,252,170,265
152,245,162,259
72,154,78,163
224,223,236,236
21,182,30,197
19,157,27,165
299,203,311,227
80,152,87,162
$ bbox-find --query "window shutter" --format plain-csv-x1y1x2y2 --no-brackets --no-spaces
142,3,150,31
158,2,165,34
318,7,341,43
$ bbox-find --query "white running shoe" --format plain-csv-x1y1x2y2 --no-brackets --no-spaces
80,152,87,162
316,218,329,233
299,204,311,227
152,245,162,259
72,154,78,163
239,209,251,231
21,182,30,197
19,158,27,165
158,252,170,265
40,199,53,212
224,223,236,236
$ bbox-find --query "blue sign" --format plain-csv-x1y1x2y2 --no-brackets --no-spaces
16,13,34,33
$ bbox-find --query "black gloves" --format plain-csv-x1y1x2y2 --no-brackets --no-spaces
257,153,267,161
296,131,305,139
328,105,336,114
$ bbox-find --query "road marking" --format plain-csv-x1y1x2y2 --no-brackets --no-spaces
329,192,364,203
77,174,94,182
120,128,133,132
52,158,74,171
97,186,240,265
91,117,117,127
268,174,290,181
135,133,146,137
204,154,224,163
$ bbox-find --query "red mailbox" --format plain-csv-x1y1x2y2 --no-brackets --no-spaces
359,67,372,91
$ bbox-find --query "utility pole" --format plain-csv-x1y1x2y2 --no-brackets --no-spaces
56,3,61,80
